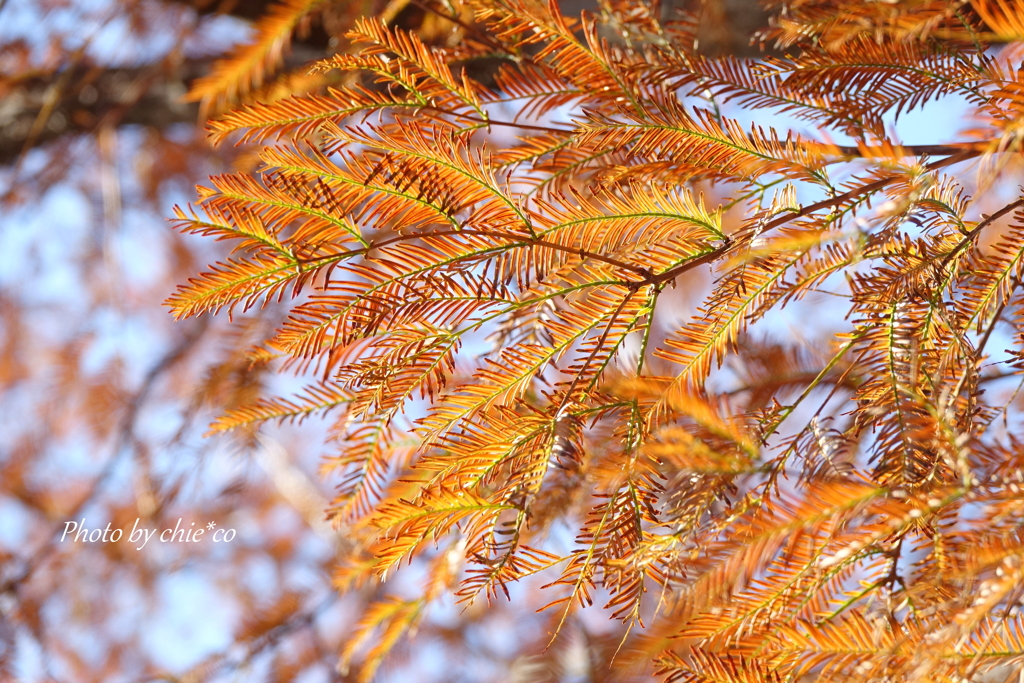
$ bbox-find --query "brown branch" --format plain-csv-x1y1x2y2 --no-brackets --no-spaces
448,112,574,134
0,42,335,168
831,142,990,158
0,59,204,167
301,151,988,291
939,197,1024,274
648,240,731,285
301,227,656,278
447,112,992,157
647,149,981,287
407,0,510,55
166,0,296,23
979,368,1024,384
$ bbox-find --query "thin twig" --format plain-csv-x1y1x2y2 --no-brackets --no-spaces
939,197,1024,274
408,0,509,55
300,227,657,279
173,592,340,683
0,320,208,596
648,149,980,286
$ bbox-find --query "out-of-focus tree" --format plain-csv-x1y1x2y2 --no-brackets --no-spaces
0,0,772,681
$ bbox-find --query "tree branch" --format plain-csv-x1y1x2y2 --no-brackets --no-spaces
0,60,205,166
648,149,982,286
